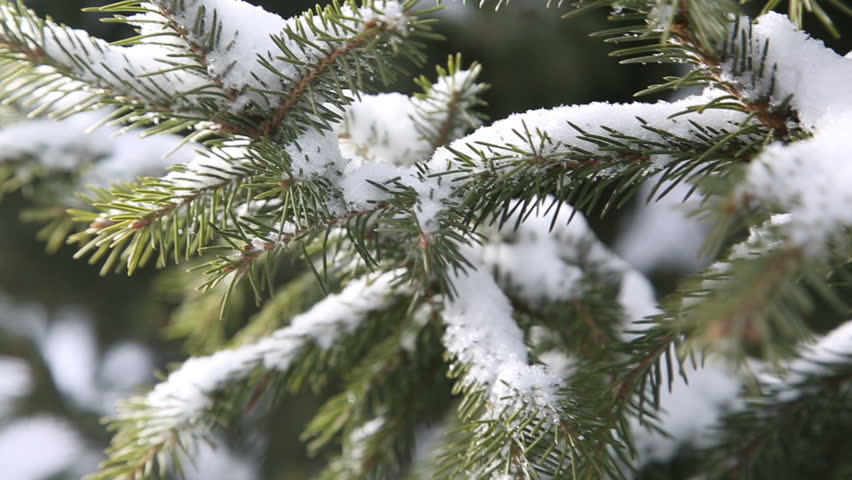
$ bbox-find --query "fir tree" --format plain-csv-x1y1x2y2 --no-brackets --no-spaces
1,0,851,479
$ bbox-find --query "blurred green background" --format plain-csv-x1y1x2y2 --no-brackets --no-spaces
1,1,851,479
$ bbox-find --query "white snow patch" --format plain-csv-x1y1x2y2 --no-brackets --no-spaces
40,310,99,408
443,265,562,413
615,176,711,274
0,416,85,480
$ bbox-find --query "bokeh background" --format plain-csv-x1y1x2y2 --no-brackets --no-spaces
1,1,851,479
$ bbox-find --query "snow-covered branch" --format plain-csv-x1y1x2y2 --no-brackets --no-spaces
96,270,404,480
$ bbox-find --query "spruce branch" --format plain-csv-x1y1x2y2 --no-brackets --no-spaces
0,0,219,118
88,270,409,480
67,145,254,274
702,320,852,478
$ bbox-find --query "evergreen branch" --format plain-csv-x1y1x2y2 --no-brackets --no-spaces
67,147,254,274
94,0,436,139
703,320,852,478
414,55,488,151
0,1,220,115
434,263,623,478
416,92,761,237
306,305,453,479
257,25,381,138
198,200,400,294
87,270,408,480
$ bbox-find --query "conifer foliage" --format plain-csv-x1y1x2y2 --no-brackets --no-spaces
1,0,852,478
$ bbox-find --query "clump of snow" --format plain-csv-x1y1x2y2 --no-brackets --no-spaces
727,12,852,129
537,350,575,380
462,197,659,335
0,116,111,169
280,66,485,217
286,128,348,179
794,319,852,373
727,15,852,256
618,269,660,328
738,112,852,256
40,311,99,408
338,161,405,210
0,110,197,194
0,416,85,480
615,176,711,274
335,68,484,172
442,265,562,413
337,92,426,167
469,200,623,302
758,319,852,400
631,360,741,466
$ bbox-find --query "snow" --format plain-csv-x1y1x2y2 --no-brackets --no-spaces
738,111,852,256
728,14,852,256
337,92,426,167
618,269,660,327
146,0,413,110
463,197,659,334
615,176,711,274
442,265,562,413
0,110,197,191
631,361,742,466
470,200,619,302
0,416,85,480
287,129,348,179
427,90,748,174
0,116,111,169
140,270,403,437
758,319,852,398
0,4,213,108
336,68,484,170
413,90,750,233
278,66,485,217
728,12,852,129
795,319,852,372
39,310,100,408
339,161,403,209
